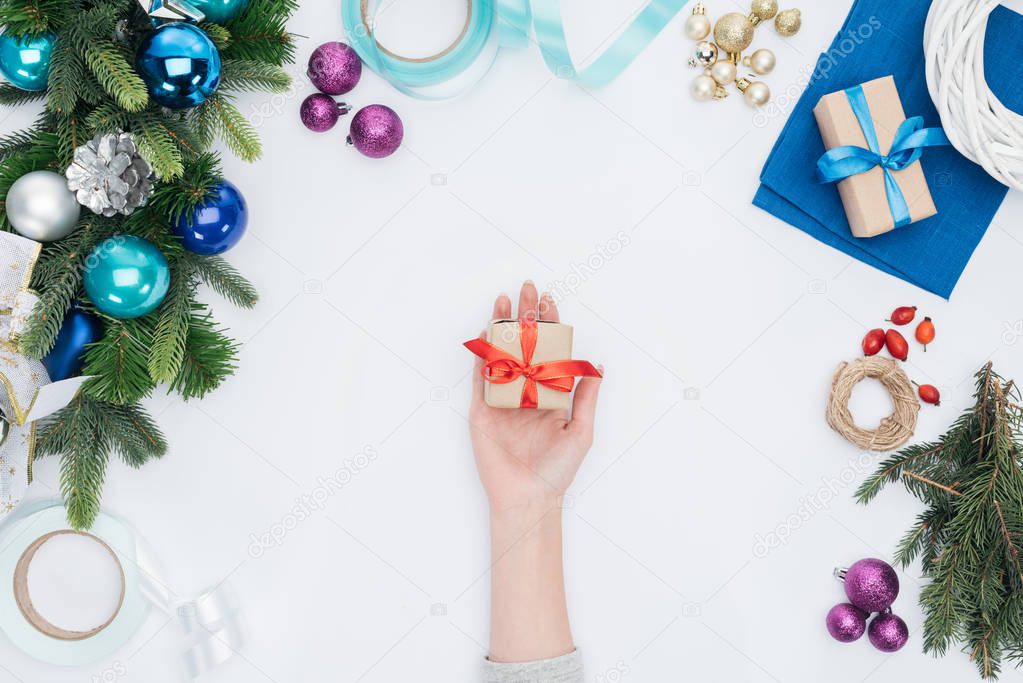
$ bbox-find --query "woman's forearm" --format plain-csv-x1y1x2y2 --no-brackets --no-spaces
488,501,575,663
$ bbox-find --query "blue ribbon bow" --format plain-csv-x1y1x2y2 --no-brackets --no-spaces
816,84,950,229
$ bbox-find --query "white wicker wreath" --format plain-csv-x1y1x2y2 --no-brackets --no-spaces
924,0,1023,191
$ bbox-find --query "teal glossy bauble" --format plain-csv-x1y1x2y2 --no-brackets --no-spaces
83,236,170,319
189,0,249,23
0,31,55,91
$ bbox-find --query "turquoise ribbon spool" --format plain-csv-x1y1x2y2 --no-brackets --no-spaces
341,0,687,99
816,84,951,229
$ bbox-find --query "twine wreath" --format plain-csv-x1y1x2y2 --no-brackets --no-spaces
826,357,920,452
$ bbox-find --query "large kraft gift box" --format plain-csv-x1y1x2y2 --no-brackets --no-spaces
483,319,575,410
813,75,937,238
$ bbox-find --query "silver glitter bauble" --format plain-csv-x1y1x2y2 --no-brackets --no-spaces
66,133,155,217
6,170,81,242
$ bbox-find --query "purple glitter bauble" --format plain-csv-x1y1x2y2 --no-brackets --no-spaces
300,93,345,132
307,41,362,95
844,558,899,612
826,603,868,643
348,104,403,158
868,612,909,652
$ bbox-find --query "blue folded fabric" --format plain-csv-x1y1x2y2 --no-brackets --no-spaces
754,0,1023,298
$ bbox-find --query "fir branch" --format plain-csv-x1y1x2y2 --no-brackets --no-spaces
862,363,1023,678
0,83,46,106
131,109,185,179
21,219,114,357
46,33,84,114
200,21,231,50
169,307,238,400
0,0,74,33
82,40,148,112
148,257,197,383
36,393,110,530
196,93,262,161
83,316,156,404
220,58,290,93
190,253,257,308
104,401,167,467
221,0,297,65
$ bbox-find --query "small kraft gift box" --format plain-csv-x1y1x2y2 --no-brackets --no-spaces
814,75,949,238
464,318,601,410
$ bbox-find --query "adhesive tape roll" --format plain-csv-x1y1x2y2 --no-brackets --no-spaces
0,502,150,665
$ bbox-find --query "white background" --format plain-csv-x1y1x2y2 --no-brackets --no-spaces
4,0,1023,680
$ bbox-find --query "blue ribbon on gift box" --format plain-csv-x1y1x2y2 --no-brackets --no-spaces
816,84,951,229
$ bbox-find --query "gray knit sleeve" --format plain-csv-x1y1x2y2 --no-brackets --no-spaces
482,650,583,683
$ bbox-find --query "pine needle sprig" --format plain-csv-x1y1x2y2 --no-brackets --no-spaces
36,394,166,528
859,363,1023,679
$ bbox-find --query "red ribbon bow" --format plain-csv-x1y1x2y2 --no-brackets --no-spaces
464,317,602,409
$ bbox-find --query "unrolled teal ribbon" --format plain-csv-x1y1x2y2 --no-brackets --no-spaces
341,0,686,98
816,84,950,229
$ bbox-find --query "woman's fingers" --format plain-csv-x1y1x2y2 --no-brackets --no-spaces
570,367,603,431
518,281,539,320
540,292,559,322
492,292,511,320
471,330,486,406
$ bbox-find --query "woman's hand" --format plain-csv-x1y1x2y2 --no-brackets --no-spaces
469,281,603,513
469,281,603,664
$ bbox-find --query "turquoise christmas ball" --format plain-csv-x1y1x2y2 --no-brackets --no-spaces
135,23,221,109
84,236,170,319
190,0,250,23
0,31,55,91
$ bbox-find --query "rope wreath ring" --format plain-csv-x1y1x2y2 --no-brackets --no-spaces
826,356,920,452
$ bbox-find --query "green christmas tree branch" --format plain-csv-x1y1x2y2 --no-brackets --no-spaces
859,364,1023,679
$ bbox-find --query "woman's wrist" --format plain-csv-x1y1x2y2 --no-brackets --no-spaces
488,500,574,663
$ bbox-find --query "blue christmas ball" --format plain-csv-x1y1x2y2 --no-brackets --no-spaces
173,180,248,254
42,305,103,381
83,236,170,319
0,31,55,91
135,23,221,109
189,0,249,23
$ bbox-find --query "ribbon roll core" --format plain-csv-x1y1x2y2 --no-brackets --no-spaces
358,0,473,62
13,530,126,641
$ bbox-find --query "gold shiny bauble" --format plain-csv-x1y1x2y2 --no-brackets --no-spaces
690,41,718,68
749,0,779,24
714,12,754,54
775,8,802,36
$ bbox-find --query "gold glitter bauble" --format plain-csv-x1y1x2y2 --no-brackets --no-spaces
749,0,778,23
714,12,754,54
775,8,802,36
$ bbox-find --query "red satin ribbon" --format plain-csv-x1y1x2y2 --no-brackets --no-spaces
464,317,602,409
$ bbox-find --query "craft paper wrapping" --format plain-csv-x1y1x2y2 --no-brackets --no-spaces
484,320,574,410
814,76,936,237
753,0,1023,298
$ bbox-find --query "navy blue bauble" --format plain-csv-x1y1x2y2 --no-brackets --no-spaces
135,23,221,109
173,180,248,254
42,306,103,381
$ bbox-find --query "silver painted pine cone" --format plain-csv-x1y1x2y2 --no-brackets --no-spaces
66,132,155,217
